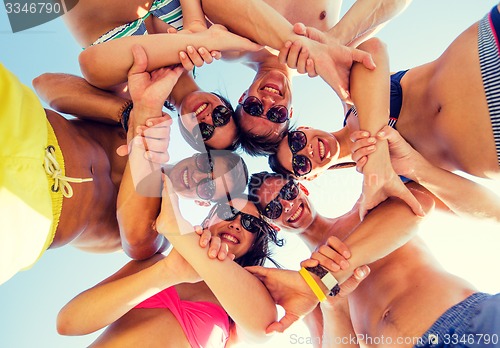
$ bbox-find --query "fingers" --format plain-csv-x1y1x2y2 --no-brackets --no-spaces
398,186,426,217
351,48,376,70
129,45,149,76
244,265,267,279
293,22,307,36
278,41,292,65
355,156,368,174
305,58,318,77
179,51,195,71
198,228,211,248
207,236,221,258
337,265,370,297
217,242,229,261
311,240,350,272
376,125,400,143
116,144,130,157
300,258,319,269
325,236,351,259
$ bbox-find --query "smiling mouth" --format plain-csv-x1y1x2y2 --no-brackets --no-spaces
194,103,209,117
318,139,326,160
181,168,190,189
261,84,282,97
287,203,304,223
219,233,240,244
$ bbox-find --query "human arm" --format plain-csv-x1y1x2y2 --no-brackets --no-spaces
155,179,277,343
57,251,199,335
32,72,131,124
349,38,423,219
116,47,182,259
179,0,207,33
79,25,261,89
351,126,500,221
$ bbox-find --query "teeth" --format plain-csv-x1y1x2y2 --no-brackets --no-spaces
182,169,189,188
195,103,208,116
319,140,325,159
263,86,280,95
220,233,239,244
289,205,303,223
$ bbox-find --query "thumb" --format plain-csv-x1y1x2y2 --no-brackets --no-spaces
399,187,426,217
129,45,148,76
116,144,130,157
351,48,376,70
293,22,307,36
245,265,267,278
376,125,399,142
268,312,300,333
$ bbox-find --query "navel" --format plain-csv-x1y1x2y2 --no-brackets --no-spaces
319,11,327,20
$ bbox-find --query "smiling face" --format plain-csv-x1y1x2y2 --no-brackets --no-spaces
179,91,238,149
254,176,316,232
275,127,340,180
168,154,235,201
205,198,261,259
236,70,292,140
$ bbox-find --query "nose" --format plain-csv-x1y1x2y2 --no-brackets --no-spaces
192,169,211,184
228,217,242,231
198,109,213,124
261,95,276,113
281,198,294,213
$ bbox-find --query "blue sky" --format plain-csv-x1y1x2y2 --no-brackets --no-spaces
1,1,500,347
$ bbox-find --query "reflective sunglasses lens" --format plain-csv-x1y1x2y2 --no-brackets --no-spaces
264,200,282,219
199,123,215,141
267,105,288,123
195,153,213,173
217,204,236,221
281,181,299,200
197,179,216,200
293,155,312,176
213,105,232,127
241,215,262,234
243,97,263,116
289,131,307,152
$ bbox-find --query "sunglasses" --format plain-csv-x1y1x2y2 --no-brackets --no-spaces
193,105,233,142
263,180,300,219
240,96,289,123
288,131,312,177
215,203,267,234
194,152,216,200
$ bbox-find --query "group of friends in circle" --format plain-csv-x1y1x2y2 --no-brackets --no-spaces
2,0,500,347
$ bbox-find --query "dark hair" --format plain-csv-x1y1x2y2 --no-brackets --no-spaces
202,193,284,268
268,152,295,177
233,105,289,157
209,150,249,199
177,93,240,152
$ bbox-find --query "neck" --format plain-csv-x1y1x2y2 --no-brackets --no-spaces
299,214,337,250
170,72,200,110
331,127,354,165
252,53,293,80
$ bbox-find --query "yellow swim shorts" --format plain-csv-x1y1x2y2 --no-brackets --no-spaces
0,63,63,284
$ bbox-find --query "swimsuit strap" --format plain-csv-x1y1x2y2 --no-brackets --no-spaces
44,146,93,198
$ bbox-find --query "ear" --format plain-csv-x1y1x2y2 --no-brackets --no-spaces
195,200,211,207
289,106,293,119
238,90,248,104
298,183,309,196
269,223,281,232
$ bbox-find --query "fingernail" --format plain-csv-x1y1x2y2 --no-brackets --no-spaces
357,268,366,277
343,251,351,258
362,132,369,137
211,52,217,57
377,131,385,137
368,137,375,144
199,48,205,54
187,46,194,53
180,52,186,59
146,121,153,127
219,252,226,259
210,250,217,257
330,262,340,271
367,145,375,151
340,260,349,270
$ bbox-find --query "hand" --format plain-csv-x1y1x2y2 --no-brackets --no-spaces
179,46,221,71
117,115,172,163
155,175,196,236
357,162,425,220
194,225,235,261
245,266,319,334
127,45,183,127
350,126,424,180
322,265,370,308
300,236,351,273
286,25,375,101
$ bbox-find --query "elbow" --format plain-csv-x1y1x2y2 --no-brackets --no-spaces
357,37,387,57
57,308,82,336
79,50,107,89
119,224,161,260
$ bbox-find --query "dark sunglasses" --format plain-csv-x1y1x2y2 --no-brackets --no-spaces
288,131,312,177
215,203,267,234
193,105,233,142
263,180,300,219
194,152,216,200
239,96,289,123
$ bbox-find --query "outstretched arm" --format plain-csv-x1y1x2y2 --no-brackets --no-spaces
57,251,198,335
79,25,261,89
351,126,500,222
328,0,412,47
349,38,424,219
32,73,130,123
155,178,277,343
